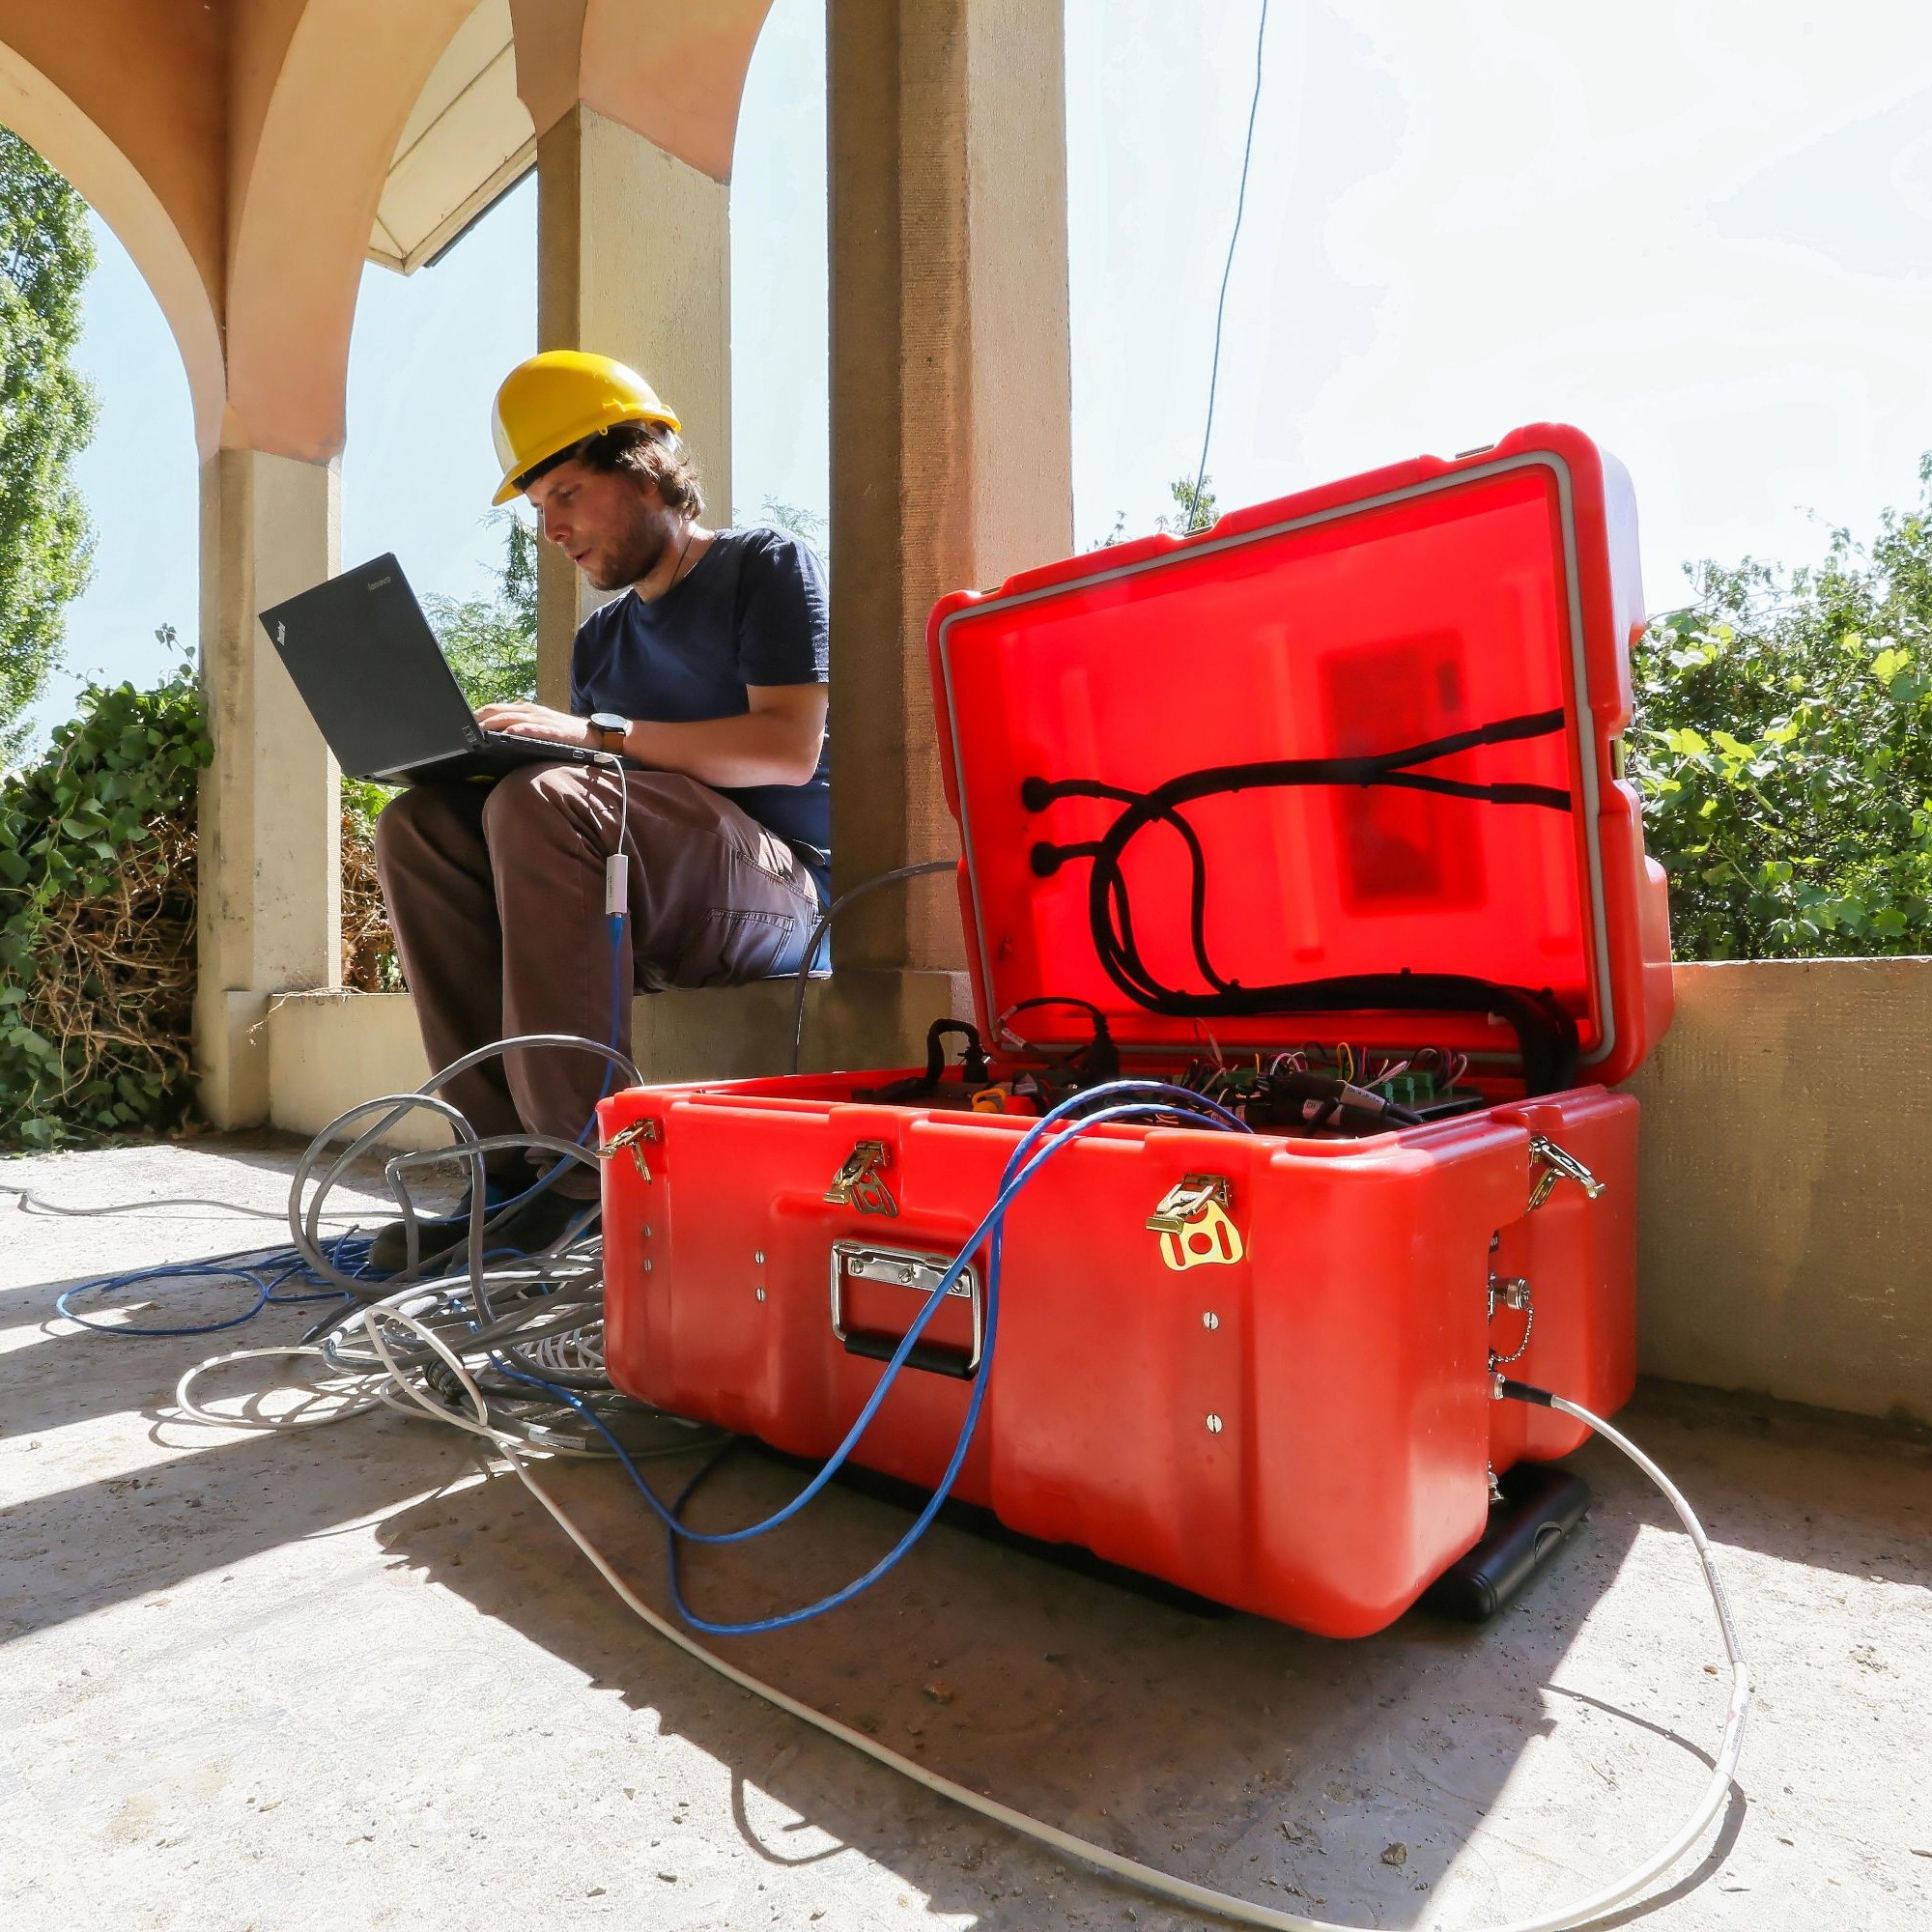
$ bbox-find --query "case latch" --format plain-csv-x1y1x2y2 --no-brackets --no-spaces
1527,1136,1605,1210
1147,1175,1244,1270
595,1117,660,1180
825,1140,897,1216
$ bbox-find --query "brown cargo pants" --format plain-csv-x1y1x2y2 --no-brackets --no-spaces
374,762,821,1189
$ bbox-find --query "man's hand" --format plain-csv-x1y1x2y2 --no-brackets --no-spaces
474,702,594,749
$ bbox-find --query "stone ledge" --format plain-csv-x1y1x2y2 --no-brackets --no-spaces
265,970,972,1152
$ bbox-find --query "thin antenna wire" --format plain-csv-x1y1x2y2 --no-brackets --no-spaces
1186,0,1271,532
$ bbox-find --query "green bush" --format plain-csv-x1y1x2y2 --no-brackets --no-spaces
1633,462,1932,959
0,661,212,1148
341,775,401,991
422,510,537,707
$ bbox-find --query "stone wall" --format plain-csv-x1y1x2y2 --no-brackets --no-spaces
1626,957,1932,1427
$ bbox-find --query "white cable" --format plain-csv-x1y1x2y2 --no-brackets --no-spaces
1,1182,367,1223
174,1346,384,1431
161,1024,1749,1928
410,1331,1749,1932
171,1268,1748,1927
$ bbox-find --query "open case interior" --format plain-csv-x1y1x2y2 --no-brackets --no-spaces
701,434,1657,1135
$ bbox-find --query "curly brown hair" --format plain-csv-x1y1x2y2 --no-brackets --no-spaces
516,419,705,519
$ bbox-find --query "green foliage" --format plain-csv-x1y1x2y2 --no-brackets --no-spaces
750,496,827,559
0,644,212,1148
0,130,99,761
1157,473,1218,534
422,511,538,707
1094,474,1219,549
341,775,388,842
1633,459,1932,958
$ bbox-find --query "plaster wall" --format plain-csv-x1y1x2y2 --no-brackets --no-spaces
532,103,731,706
1626,956,1932,1426
828,0,1074,975
194,449,342,1128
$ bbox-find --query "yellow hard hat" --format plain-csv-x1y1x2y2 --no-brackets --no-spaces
489,350,681,503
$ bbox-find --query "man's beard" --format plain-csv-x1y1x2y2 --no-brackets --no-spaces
589,515,670,591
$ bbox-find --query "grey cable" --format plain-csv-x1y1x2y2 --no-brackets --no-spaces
191,1039,1749,1927
1186,0,1271,530
487,1379,1750,1932
269,1030,693,1459
0,1182,363,1223
788,859,958,1073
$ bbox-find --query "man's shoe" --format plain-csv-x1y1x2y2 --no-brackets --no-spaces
364,1180,599,1278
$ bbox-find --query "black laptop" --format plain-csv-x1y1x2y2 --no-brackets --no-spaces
258,554,615,782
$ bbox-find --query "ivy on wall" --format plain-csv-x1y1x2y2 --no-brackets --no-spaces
0,662,211,1148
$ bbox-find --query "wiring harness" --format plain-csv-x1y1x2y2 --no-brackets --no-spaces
1023,708,1582,1094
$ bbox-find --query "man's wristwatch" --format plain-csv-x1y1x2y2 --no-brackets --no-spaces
587,711,631,754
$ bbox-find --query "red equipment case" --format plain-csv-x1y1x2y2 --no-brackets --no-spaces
599,424,1672,1637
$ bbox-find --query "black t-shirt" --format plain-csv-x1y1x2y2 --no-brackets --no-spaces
570,527,830,897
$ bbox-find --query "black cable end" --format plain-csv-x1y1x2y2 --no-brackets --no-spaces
1030,842,1064,878
1498,1378,1555,1406
1020,776,1053,812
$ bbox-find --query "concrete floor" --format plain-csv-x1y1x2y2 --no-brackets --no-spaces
3,1134,1929,1932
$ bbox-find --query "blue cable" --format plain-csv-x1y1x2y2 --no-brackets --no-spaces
56,911,633,1338
500,1080,1250,1634
55,1234,374,1338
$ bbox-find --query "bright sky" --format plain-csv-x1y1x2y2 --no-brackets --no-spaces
21,0,1932,750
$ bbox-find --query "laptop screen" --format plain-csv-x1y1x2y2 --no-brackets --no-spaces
259,555,481,779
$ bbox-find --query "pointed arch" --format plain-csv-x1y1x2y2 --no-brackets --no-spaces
508,0,774,181
0,41,223,456
224,0,479,459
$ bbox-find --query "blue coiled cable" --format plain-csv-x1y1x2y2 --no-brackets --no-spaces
55,1236,375,1338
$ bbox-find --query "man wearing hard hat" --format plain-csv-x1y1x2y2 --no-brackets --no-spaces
369,352,829,1270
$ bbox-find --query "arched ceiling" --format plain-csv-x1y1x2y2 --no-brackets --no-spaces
0,0,778,460
367,0,532,275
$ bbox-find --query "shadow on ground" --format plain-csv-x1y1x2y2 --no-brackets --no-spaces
361,1410,1739,1929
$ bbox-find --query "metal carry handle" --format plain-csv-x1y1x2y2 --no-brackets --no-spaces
829,1240,982,1378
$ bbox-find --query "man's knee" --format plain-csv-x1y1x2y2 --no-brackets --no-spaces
479,762,605,850
374,782,449,869
374,781,490,900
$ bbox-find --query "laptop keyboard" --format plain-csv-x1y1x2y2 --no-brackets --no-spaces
480,728,591,759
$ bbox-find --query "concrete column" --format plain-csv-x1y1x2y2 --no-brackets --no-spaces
194,448,342,1127
828,0,1074,972
531,102,732,706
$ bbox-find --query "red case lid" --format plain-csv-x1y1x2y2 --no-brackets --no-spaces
925,424,1674,1086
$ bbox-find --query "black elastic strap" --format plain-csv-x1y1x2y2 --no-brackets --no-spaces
1026,707,1572,828
1018,707,1583,1094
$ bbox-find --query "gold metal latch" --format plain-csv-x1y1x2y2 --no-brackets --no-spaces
1527,1135,1605,1211
825,1140,897,1217
595,1117,660,1180
1148,1175,1244,1271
